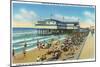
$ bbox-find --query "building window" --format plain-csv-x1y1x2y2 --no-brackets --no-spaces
49,21,56,24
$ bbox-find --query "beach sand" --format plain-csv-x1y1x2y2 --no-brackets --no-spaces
13,40,60,63
13,32,95,64
13,41,83,64
13,48,49,63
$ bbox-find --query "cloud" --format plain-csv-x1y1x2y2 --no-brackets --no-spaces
84,11,94,19
14,8,38,22
83,11,95,24
52,14,79,22
14,14,24,20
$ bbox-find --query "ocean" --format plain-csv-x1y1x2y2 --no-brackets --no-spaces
12,28,66,54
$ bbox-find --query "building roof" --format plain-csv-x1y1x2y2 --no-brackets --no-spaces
38,18,79,24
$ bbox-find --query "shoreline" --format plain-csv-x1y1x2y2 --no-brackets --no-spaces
14,46,37,55
12,32,95,64
13,41,83,63
13,35,66,54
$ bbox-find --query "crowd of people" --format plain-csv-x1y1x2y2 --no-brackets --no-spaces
35,31,89,62
13,30,89,62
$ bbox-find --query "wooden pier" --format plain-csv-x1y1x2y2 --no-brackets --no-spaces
35,19,80,35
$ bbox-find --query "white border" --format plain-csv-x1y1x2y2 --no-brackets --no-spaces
12,59,95,66
11,1,96,66
13,0,95,5
12,1,95,8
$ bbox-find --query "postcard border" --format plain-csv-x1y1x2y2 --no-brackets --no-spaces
10,1,96,67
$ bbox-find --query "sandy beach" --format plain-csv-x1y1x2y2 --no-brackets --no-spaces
12,31,92,64
12,2,96,65
13,40,59,63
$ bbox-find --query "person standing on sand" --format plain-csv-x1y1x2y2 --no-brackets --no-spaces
13,49,15,58
37,40,40,50
23,42,27,57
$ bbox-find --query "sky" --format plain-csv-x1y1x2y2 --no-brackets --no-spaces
13,2,95,28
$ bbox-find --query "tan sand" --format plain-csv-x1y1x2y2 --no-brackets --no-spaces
13,40,59,63
13,39,84,64
13,48,47,63
13,32,95,64
79,32,95,59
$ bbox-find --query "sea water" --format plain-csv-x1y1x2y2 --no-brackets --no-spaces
12,28,66,54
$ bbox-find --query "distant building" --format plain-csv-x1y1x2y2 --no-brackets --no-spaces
35,18,80,35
